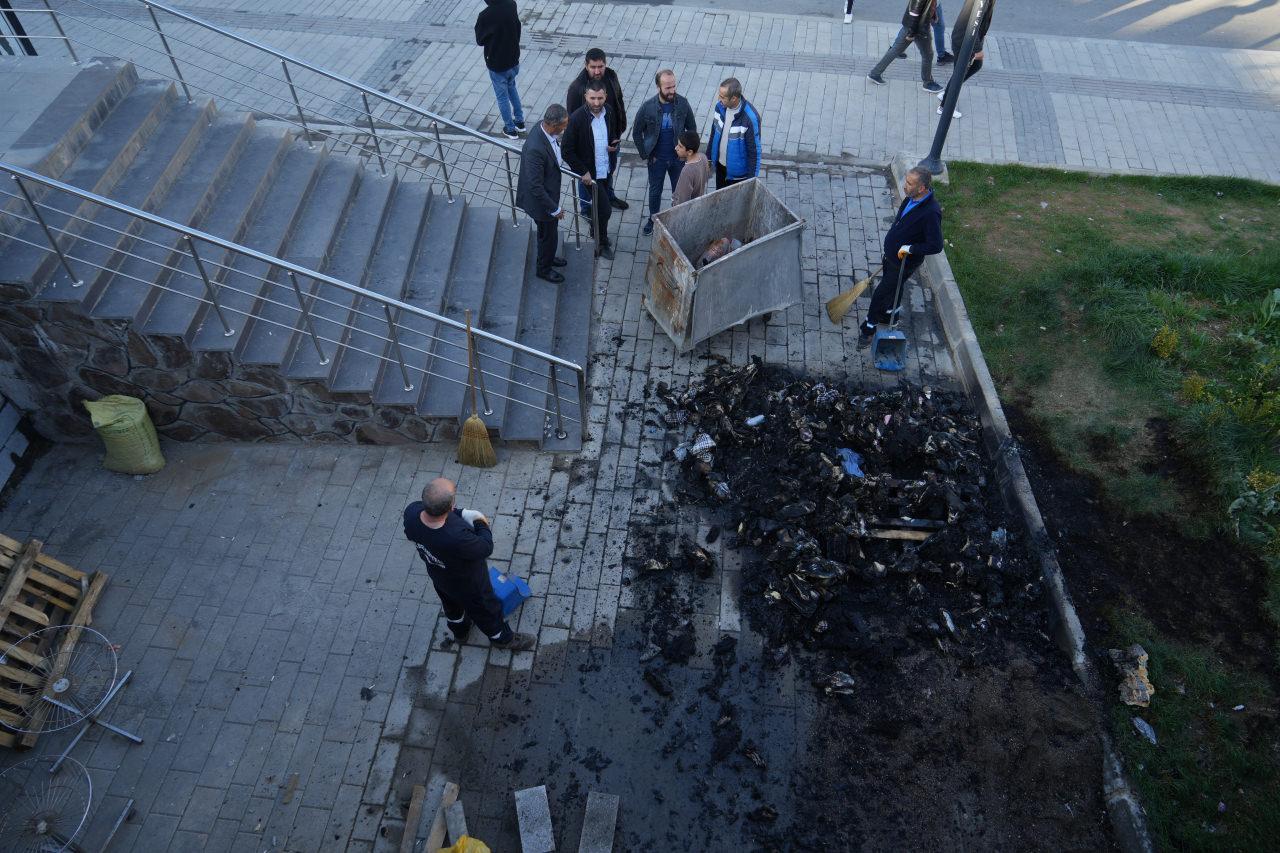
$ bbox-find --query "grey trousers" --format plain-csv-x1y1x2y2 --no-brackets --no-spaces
869,29,935,84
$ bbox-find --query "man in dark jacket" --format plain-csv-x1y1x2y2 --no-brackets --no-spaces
935,0,995,118
633,69,698,235
563,81,621,259
707,78,762,190
859,166,944,346
404,478,535,650
475,0,525,139
517,104,570,283
866,0,943,92
566,48,627,210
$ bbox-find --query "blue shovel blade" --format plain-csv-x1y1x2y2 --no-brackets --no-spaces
871,328,908,372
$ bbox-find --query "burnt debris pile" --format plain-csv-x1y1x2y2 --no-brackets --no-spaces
650,357,1045,672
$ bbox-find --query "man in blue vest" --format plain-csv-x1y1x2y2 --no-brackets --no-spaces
707,78,762,190
859,166,944,347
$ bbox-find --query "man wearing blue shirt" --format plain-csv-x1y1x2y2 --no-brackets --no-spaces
859,166,944,347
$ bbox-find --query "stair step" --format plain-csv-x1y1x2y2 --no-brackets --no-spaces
540,247,594,451
182,137,320,350
472,221,532,431
283,171,397,381
329,180,432,394
0,80,175,291
500,237,565,444
417,205,500,419
238,157,360,367
139,125,292,339
1,59,136,182
40,98,214,310
372,193,465,407
90,111,252,320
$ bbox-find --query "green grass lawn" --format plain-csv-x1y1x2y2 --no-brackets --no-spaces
941,163,1280,851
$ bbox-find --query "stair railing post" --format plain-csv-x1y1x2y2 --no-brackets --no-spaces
548,364,567,440
381,304,413,392
469,334,492,416
432,123,454,203
38,1,79,64
10,174,83,287
287,270,327,365
590,181,601,258
575,367,587,437
503,151,518,226
279,59,313,149
569,177,580,249
145,4,192,104
361,92,387,177
183,235,233,336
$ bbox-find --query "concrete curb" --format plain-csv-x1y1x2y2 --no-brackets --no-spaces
889,154,1154,853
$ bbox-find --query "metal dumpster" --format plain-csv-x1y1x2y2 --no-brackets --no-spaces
643,178,804,352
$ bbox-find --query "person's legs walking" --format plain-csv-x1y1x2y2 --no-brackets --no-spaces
488,68,515,133
868,31,913,81
916,31,936,84
933,4,951,60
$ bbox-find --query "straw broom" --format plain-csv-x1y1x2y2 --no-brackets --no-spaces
457,309,497,468
826,264,882,324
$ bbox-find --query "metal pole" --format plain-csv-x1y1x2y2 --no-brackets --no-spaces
362,92,387,176
575,367,588,436
570,178,581,250
184,235,234,336
146,3,192,104
549,364,567,440
38,1,78,64
590,181,601,258
11,174,83,287
432,123,454,202
918,0,987,175
287,270,328,365
503,151,518,226
469,334,492,416
382,304,413,392
280,59,314,149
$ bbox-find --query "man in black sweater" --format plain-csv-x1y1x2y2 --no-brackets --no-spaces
404,478,535,650
566,48,628,211
563,81,622,259
475,0,526,139
859,166,944,346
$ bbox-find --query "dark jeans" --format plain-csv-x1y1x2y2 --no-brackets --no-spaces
534,218,559,274
426,564,513,643
646,156,684,219
577,175,614,245
866,256,922,327
714,162,746,190
869,28,935,83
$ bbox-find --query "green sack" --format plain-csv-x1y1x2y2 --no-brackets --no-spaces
83,395,165,474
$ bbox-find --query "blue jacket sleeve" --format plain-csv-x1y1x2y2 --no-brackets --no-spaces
746,102,762,177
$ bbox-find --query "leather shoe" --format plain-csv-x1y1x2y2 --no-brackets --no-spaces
551,256,567,267
857,326,875,349
536,269,565,283
599,243,615,260
497,632,537,652
609,196,629,210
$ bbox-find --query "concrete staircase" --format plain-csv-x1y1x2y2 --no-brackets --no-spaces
0,59,592,449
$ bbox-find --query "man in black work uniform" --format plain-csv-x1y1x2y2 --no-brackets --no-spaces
859,166,943,347
404,478,535,650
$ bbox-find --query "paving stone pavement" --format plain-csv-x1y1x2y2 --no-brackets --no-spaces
26,0,1280,181
0,150,938,849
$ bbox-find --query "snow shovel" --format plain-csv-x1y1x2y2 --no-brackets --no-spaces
871,261,909,372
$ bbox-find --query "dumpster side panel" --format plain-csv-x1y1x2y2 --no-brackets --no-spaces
644,218,698,349
688,223,804,348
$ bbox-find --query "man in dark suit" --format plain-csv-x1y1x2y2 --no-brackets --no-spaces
562,80,621,260
516,104,569,283
859,166,944,346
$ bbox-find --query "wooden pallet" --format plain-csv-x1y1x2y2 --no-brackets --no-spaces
0,534,109,749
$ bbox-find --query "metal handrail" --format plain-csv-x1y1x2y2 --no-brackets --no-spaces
17,0,604,256
0,160,588,434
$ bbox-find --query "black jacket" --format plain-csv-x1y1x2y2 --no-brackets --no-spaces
951,0,995,56
632,94,698,160
562,104,623,180
883,193,944,264
475,0,520,72
516,126,563,221
566,68,627,137
902,0,938,40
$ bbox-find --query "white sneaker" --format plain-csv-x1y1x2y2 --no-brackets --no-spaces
844,13,853,23
937,105,962,118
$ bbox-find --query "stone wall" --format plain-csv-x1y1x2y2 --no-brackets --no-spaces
0,286,448,445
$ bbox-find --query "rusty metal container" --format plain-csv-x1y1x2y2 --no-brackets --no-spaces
643,178,804,352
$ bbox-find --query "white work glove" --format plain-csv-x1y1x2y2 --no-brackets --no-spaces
460,509,486,527
897,245,912,260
